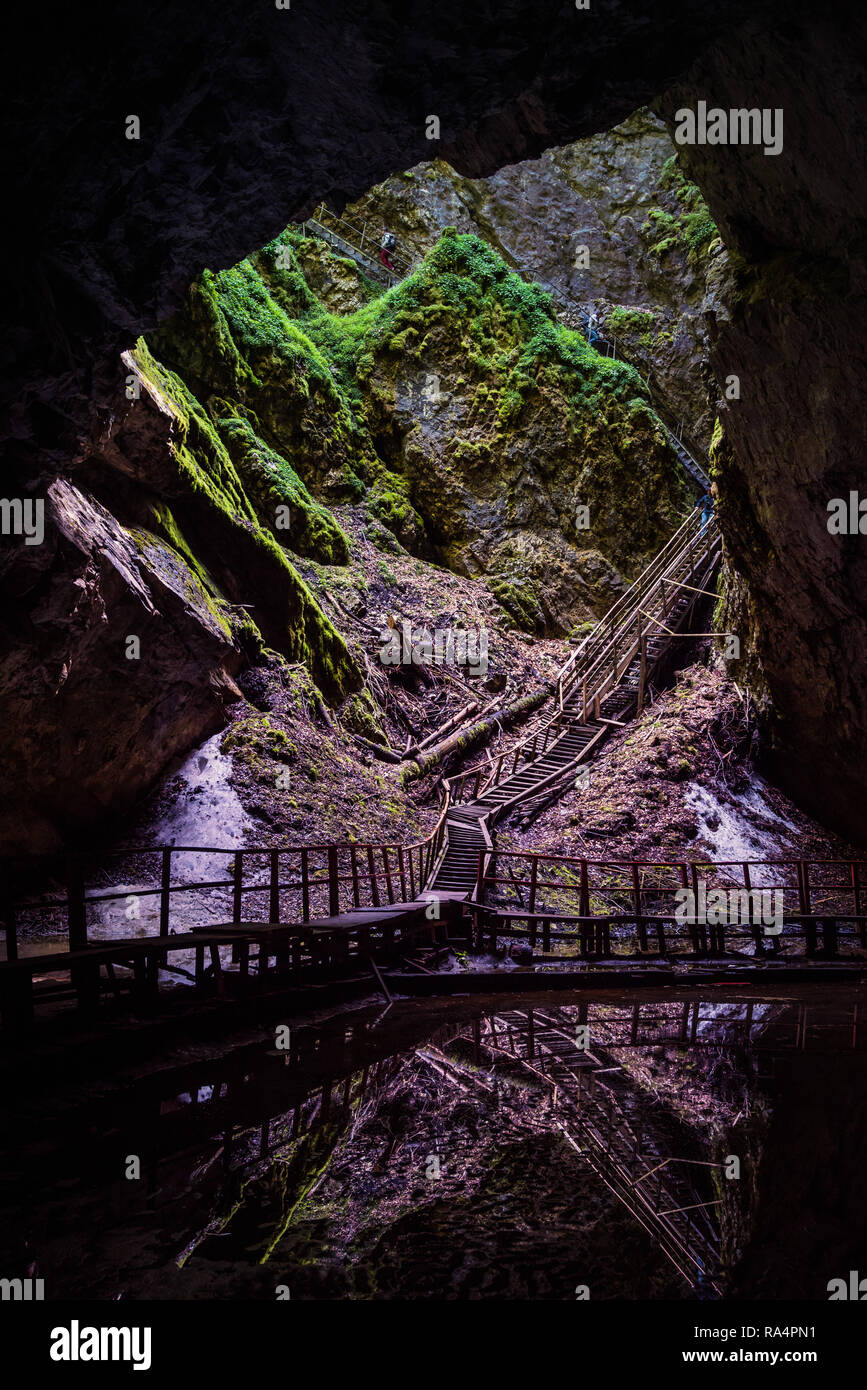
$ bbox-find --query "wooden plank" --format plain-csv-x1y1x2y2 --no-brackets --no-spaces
327,845,340,916
269,850,281,924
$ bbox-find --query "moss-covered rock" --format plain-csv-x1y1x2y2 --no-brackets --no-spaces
141,224,687,640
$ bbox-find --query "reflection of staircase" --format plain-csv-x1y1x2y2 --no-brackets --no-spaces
468,1006,722,1291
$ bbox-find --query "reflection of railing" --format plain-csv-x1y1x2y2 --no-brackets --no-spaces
461,1007,720,1290
473,851,867,957
301,203,415,287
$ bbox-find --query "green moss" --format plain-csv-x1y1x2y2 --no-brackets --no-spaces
607,306,656,349
641,155,719,266
216,414,350,564
488,577,540,633
340,690,388,744
222,713,297,765
132,340,360,703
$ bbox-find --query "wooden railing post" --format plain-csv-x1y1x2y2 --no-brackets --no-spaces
350,845,360,908
407,848,416,901
301,847,311,921
636,634,647,714
579,860,590,919
67,856,87,952
269,850,281,923
367,846,380,907
327,846,340,916
476,850,486,905
382,847,395,904
1,867,17,962
232,852,244,924
160,849,172,937
632,863,647,952
691,862,707,953
743,861,763,954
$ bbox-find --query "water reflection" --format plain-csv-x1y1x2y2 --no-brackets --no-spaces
0,989,863,1300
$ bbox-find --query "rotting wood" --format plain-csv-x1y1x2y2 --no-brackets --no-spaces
398,684,551,785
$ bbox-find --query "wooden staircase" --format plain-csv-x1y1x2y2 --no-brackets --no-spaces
427,509,721,900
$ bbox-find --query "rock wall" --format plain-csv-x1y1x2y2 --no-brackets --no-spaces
3,0,867,847
346,109,724,446
655,4,867,837
147,227,689,637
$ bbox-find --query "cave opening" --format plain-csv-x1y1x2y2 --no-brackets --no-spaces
1,0,866,1326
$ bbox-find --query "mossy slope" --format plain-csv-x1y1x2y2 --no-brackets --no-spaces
145,226,687,638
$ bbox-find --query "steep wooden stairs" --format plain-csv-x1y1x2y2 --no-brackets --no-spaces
426,508,721,901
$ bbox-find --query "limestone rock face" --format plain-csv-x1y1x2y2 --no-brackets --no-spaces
347,110,723,446
3,0,867,846
0,478,242,854
655,4,867,837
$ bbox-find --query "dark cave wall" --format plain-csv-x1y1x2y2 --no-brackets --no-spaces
656,5,867,835
3,0,867,847
3,0,761,452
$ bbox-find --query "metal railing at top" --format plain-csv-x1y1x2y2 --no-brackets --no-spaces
301,203,416,287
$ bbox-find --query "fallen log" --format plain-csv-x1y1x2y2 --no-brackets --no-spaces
414,699,479,753
352,733,405,763
397,683,552,785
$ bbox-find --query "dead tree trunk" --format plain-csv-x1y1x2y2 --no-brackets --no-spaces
397,684,552,785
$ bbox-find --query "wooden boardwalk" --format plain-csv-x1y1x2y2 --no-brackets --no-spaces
3,499,867,1034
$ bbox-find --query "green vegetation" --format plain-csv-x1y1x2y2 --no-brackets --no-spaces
135,217,684,677
642,155,719,266
607,306,656,349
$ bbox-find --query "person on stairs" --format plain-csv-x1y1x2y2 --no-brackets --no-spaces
380,228,397,272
